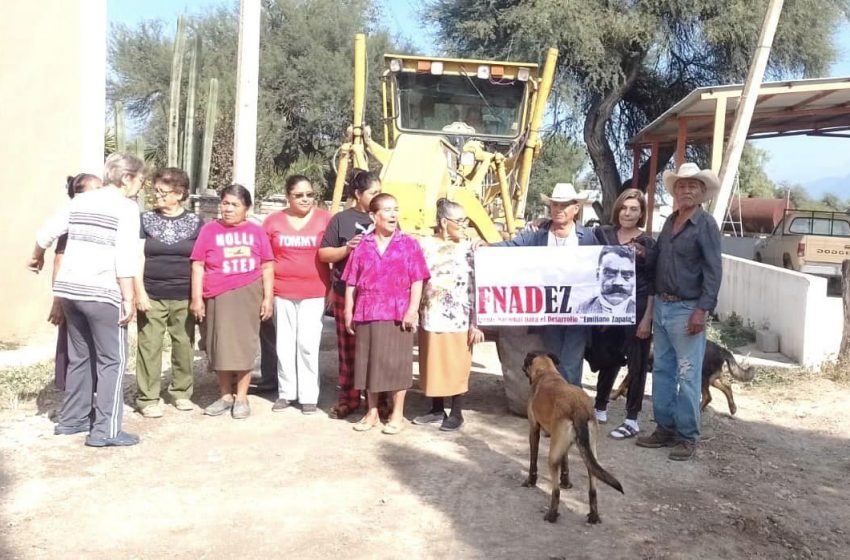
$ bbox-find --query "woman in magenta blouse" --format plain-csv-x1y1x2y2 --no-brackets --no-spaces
342,193,429,434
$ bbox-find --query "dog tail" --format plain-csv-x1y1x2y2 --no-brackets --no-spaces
725,355,755,382
575,421,624,494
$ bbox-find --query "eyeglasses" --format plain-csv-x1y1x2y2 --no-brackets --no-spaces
291,192,316,199
154,189,176,197
446,217,469,226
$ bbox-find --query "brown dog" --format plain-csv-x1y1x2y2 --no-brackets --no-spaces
522,351,624,524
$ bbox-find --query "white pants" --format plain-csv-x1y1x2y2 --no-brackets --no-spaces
274,296,325,404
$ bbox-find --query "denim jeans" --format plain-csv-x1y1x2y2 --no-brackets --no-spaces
542,325,589,386
651,300,706,442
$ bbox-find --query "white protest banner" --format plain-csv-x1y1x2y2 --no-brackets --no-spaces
474,246,636,326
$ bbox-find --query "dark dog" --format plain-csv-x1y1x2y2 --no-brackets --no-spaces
522,351,623,524
610,339,755,415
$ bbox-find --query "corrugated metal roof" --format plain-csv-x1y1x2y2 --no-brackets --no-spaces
629,76,850,147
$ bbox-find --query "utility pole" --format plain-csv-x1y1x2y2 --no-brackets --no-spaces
711,0,784,224
232,0,261,200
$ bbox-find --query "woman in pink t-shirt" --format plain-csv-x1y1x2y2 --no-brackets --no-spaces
342,193,430,434
262,175,331,414
190,184,274,420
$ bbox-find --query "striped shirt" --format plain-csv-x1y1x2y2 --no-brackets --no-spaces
37,187,140,307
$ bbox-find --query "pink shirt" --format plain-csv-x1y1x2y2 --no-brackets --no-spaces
190,220,274,299
341,231,430,323
263,209,331,299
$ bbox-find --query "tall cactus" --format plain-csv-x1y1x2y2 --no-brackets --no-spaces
135,136,145,161
183,36,200,187
167,16,187,167
198,78,219,193
114,101,125,153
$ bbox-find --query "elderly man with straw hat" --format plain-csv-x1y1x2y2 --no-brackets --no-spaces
494,182,597,385
636,162,722,461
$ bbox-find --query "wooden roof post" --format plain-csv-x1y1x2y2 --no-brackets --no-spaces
631,147,641,189
646,141,659,233
711,96,728,174
675,118,687,168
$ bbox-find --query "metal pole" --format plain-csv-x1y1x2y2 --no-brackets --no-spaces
232,0,261,200
711,0,784,223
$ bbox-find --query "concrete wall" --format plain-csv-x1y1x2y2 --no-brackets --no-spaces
721,236,760,260
716,255,840,366
0,1,106,343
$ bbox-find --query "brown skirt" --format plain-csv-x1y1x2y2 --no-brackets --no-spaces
354,321,413,392
205,279,263,371
418,329,472,397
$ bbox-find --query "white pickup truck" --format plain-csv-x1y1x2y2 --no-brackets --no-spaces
755,210,850,291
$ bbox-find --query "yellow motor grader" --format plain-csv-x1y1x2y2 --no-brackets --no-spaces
330,34,559,242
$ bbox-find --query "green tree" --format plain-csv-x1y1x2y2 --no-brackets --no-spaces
527,133,587,218
426,0,849,217
108,0,399,197
738,142,775,198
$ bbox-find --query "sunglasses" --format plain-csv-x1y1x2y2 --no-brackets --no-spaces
290,192,316,199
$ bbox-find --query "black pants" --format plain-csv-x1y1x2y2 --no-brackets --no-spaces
594,332,651,420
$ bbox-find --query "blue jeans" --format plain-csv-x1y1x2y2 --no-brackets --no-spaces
651,300,706,443
542,325,589,386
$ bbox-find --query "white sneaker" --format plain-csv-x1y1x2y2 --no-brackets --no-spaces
173,399,194,412
140,405,164,418
595,409,608,424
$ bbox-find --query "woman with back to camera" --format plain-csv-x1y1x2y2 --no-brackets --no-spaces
588,188,657,439
413,199,483,432
263,175,331,415
134,167,203,418
342,193,430,434
190,184,274,420
49,173,102,391
318,171,382,420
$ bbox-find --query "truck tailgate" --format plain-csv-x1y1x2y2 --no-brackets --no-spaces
804,236,850,263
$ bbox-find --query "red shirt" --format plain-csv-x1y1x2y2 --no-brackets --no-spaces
190,220,274,299
263,209,331,299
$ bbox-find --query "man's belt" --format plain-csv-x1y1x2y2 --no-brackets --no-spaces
659,293,684,302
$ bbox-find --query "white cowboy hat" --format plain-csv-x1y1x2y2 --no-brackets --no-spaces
662,162,720,201
540,183,590,204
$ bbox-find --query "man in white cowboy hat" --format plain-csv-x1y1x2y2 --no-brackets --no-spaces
636,162,722,461
494,182,597,385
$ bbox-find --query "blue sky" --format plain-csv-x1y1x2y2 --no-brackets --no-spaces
109,0,849,192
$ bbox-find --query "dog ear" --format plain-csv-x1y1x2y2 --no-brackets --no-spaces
546,352,560,366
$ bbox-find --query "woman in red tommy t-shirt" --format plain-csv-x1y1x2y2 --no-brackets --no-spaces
190,184,274,420
263,175,331,414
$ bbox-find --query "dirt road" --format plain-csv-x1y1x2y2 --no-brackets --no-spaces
0,324,848,560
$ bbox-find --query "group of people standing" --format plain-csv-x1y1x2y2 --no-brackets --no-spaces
29,151,721,460
30,158,484,446
501,165,721,461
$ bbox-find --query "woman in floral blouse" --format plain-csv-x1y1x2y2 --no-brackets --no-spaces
413,199,484,431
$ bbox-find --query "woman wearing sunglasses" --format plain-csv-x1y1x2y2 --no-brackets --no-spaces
135,167,203,418
262,175,331,414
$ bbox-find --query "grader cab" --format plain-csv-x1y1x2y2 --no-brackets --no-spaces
330,34,559,242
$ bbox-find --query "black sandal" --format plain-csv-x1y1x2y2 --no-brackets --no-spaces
609,423,639,440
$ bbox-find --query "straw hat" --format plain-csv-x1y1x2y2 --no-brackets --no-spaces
662,163,720,201
540,183,590,204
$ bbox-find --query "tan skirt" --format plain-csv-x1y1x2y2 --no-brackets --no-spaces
354,321,413,392
205,279,263,371
418,329,472,397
